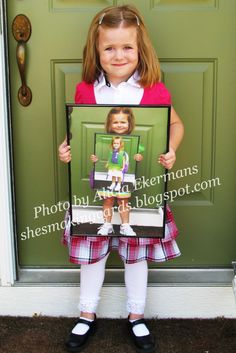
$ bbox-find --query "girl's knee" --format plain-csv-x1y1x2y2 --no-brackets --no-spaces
117,198,128,205
104,197,115,206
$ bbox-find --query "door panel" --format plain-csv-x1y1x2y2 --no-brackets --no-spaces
7,0,236,267
162,60,216,205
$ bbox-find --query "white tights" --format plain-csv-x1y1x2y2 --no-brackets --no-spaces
79,254,148,315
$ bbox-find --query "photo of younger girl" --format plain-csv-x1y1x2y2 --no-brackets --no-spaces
90,107,143,237
106,136,128,192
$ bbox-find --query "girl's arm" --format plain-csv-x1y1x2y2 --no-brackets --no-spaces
122,156,126,170
159,106,184,170
58,138,71,163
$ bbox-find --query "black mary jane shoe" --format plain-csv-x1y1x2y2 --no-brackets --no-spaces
65,316,97,352
127,318,156,353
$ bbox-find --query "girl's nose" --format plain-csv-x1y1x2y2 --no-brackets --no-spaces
114,49,124,60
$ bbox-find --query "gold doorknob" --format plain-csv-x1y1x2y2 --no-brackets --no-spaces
12,14,32,106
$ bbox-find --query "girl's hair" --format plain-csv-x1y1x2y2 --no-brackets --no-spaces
82,5,161,87
111,136,124,151
105,107,135,134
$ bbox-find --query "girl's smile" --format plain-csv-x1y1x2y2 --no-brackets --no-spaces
98,26,138,86
110,113,129,134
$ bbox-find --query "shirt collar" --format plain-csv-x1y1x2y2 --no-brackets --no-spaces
94,71,141,91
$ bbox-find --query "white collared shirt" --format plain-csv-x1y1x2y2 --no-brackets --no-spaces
94,72,144,104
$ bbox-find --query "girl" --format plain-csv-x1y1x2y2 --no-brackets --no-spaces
91,107,143,237
59,4,184,353
106,136,126,192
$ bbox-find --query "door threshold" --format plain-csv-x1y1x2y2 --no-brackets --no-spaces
15,268,234,286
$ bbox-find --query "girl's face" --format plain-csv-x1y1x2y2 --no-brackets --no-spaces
98,26,138,86
113,139,121,150
110,113,129,134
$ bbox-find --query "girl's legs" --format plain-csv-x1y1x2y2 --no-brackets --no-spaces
66,255,109,351
79,258,148,321
114,176,122,191
125,260,152,338
97,197,114,235
124,260,148,318
118,198,136,236
103,197,115,223
124,260,155,352
79,253,109,318
117,198,130,223
108,176,116,190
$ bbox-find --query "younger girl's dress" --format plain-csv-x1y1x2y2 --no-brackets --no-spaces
63,80,180,264
107,148,125,179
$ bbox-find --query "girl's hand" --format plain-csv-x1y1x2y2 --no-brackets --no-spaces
134,153,143,162
158,147,176,170
58,139,71,163
90,154,98,163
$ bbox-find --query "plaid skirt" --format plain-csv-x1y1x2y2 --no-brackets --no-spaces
62,205,181,264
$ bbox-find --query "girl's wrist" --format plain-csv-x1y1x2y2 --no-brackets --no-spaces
169,145,176,152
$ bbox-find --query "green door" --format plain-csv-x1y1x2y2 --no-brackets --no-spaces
7,0,236,267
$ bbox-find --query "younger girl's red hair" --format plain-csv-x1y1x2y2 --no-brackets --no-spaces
105,107,135,134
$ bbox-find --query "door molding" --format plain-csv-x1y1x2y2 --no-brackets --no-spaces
0,0,17,286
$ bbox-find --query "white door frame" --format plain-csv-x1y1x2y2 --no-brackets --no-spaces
0,0,16,286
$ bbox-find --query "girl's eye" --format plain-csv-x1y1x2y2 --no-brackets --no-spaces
105,47,113,51
124,46,132,50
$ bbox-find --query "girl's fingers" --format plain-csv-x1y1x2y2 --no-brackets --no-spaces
58,139,71,163
59,144,70,154
90,155,98,162
59,149,71,163
158,154,176,169
134,154,143,161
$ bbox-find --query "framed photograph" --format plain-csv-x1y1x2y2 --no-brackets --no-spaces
66,104,171,238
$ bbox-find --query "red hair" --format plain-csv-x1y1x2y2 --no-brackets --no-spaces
105,107,135,134
82,5,161,87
